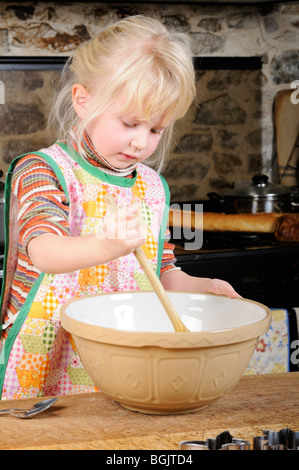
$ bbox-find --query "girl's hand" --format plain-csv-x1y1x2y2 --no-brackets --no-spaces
161,270,240,299
96,206,147,260
203,278,240,298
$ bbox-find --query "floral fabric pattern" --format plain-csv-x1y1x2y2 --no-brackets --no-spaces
245,309,289,375
0,143,167,399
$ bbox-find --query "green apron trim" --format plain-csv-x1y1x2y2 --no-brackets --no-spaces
0,273,45,395
34,150,69,196
0,151,70,398
0,150,69,331
0,155,30,322
156,174,170,277
58,141,170,275
0,152,67,325
0,161,15,322
0,145,170,396
57,142,138,188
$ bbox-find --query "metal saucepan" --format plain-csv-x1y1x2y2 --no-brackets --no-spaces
208,174,299,214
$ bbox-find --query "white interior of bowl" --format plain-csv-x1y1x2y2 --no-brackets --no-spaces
63,292,268,333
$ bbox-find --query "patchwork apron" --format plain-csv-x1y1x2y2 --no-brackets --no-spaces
0,142,169,399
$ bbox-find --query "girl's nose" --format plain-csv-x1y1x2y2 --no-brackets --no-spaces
131,130,148,150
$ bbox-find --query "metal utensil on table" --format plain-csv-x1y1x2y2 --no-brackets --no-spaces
180,428,299,451
0,397,58,419
179,431,250,450
254,428,299,450
103,194,189,333
179,440,210,450
221,440,250,450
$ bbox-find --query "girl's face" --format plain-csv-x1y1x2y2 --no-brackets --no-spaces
73,85,168,169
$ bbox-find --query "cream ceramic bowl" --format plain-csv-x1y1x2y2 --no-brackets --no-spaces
60,292,271,415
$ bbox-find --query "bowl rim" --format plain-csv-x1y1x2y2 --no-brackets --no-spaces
60,291,272,349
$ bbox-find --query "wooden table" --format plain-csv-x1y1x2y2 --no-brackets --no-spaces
0,372,298,450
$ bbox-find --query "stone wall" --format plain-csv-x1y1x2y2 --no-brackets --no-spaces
0,1,298,200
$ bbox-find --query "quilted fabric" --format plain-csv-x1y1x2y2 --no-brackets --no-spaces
245,309,290,375
0,143,168,399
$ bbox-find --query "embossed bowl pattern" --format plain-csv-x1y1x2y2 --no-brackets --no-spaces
60,291,271,414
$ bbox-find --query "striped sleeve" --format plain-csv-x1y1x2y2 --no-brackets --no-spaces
160,229,180,276
2,154,71,334
11,154,70,253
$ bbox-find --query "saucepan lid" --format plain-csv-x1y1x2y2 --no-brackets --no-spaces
223,174,291,198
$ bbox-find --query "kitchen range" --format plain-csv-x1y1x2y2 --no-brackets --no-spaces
168,179,299,374
169,192,299,309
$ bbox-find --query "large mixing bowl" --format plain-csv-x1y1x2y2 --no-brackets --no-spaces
61,291,271,414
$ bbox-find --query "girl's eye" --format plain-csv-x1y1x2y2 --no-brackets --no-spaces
122,121,136,128
121,120,163,135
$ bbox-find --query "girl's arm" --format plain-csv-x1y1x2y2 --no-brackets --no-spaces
28,233,108,274
160,268,239,298
28,207,146,274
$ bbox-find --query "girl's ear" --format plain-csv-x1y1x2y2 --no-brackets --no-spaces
72,84,90,118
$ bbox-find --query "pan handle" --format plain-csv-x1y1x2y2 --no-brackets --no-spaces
207,192,224,202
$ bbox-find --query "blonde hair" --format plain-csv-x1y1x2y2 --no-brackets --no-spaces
48,15,196,173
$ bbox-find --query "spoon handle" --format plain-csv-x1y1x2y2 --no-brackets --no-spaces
0,408,25,414
103,194,189,332
134,246,189,332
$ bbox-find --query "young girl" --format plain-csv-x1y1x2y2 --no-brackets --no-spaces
0,15,238,400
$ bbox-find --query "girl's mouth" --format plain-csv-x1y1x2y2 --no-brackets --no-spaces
119,153,137,161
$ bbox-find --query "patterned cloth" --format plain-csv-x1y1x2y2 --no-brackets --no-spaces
0,142,170,399
2,136,177,335
245,309,290,375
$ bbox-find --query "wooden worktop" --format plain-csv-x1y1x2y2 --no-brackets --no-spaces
1,372,298,450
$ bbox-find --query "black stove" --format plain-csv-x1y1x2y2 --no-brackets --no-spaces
169,201,299,309
174,242,299,308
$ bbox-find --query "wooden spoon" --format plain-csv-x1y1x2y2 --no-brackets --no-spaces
103,194,189,332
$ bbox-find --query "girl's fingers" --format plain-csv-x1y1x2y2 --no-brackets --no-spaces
99,206,147,241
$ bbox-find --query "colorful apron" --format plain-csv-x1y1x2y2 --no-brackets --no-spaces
0,142,170,399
